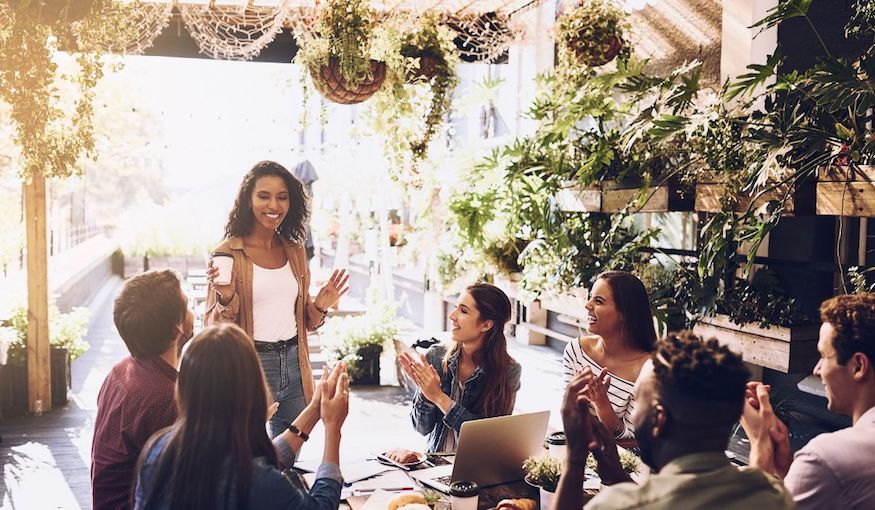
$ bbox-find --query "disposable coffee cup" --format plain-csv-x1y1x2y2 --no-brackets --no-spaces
546,431,567,460
449,480,479,510
211,251,234,286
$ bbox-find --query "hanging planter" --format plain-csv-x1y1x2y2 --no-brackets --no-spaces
295,0,395,105
557,0,628,68
310,57,387,105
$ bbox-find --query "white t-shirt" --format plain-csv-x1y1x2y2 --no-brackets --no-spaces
252,261,298,342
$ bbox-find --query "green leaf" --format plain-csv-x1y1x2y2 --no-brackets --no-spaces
725,52,782,100
750,0,813,33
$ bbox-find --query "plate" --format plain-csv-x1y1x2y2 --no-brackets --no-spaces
377,451,427,468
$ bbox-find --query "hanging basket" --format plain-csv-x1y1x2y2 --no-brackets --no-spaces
310,58,387,105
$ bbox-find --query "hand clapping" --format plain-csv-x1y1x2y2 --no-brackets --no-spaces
399,351,444,404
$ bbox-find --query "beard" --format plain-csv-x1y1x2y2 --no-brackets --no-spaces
634,415,659,471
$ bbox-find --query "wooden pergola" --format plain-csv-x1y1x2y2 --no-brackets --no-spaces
21,0,543,413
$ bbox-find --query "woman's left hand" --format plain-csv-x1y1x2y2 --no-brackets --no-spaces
401,352,445,403
314,269,350,311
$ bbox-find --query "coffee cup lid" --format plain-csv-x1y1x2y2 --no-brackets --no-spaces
546,431,566,445
211,251,233,258
449,480,479,497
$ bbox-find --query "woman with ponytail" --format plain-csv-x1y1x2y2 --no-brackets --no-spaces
399,283,521,453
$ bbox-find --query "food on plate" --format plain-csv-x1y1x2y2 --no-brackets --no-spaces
385,448,423,464
496,498,537,510
396,504,430,510
388,492,428,510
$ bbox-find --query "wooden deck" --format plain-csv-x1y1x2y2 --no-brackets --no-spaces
0,276,568,509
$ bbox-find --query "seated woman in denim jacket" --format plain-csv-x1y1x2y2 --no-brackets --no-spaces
133,323,350,510
399,283,522,453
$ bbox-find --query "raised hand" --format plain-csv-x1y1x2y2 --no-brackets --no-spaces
583,367,613,410
402,352,445,403
314,269,350,311
321,369,350,431
561,372,596,461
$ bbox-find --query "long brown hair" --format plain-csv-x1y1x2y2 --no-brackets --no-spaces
595,270,657,353
444,283,516,417
137,323,277,510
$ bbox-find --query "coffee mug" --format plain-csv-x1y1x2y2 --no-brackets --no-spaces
449,480,479,510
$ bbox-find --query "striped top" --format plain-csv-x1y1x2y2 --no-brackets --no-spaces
562,338,652,440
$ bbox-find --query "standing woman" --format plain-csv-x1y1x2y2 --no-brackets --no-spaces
562,270,656,445
205,160,349,438
399,283,521,453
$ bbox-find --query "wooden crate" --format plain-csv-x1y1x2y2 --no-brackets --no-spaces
816,166,875,217
695,179,816,216
692,314,819,373
556,179,694,213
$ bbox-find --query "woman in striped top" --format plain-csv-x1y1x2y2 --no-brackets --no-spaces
562,271,656,444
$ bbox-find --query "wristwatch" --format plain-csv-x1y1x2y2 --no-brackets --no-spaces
283,421,309,441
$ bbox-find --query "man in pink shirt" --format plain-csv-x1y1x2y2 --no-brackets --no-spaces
743,293,875,510
90,270,193,510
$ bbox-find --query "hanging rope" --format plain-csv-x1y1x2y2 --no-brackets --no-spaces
180,0,292,61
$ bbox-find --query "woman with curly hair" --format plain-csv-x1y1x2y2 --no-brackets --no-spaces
205,160,349,438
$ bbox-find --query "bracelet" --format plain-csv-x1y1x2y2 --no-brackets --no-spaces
314,304,327,315
283,421,309,442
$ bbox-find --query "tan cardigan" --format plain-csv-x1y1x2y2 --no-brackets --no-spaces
203,236,325,402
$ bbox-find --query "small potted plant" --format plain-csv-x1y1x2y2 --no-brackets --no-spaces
523,455,562,510
556,0,628,68
295,0,388,104
320,290,401,385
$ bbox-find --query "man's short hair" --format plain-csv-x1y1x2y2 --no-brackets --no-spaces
652,331,750,423
113,270,187,359
820,293,875,365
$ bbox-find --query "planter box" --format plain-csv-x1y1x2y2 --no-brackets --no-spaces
816,166,875,217
556,179,694,214
349,345,382,385
692,314,819,373
695,175,816,216
0,348,71,416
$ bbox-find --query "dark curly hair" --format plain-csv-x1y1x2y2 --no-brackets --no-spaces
652,331,749,408
224,161,309,242
820,293,875,365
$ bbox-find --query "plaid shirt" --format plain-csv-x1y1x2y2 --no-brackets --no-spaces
91,356,177,510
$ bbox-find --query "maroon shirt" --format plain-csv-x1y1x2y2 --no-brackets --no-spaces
91,356,178,510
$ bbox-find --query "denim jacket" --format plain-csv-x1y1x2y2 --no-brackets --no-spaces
134,432,342,510
410,343,522,452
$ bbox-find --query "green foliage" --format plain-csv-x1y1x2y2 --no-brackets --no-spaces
319,289,401,379
556,0,629,70
296,0,375,87
523,455,562,492
585,449,640,474
0,1,134,180
720,268,809,328
5,301,91,366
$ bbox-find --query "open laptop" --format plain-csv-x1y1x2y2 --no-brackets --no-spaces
410,410,550,493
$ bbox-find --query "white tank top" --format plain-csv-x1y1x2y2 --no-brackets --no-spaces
252,261,298,342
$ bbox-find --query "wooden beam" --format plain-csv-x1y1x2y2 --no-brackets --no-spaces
24,172,51,414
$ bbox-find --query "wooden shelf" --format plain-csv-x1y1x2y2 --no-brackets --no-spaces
556,179,694,214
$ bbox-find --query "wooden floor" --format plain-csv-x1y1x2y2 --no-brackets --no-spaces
0,276,567,510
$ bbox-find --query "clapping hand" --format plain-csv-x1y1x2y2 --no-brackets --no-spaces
740,382,792,478
321,364,350,431
561,372,597,461
314,269,350,311
399,351,444,404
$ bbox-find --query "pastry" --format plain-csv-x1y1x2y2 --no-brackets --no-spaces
388,493,428,510
496,498,537,510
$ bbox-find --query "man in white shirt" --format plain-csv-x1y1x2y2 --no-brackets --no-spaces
742,293,875,510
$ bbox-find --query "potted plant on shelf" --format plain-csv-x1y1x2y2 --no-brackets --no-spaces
523,455,561,510
295,0,403,104
556,0,629,69
320,291,401,385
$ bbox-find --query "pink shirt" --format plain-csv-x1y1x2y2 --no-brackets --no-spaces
784,406,875,510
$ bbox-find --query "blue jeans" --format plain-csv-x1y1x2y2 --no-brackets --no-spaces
258,342,306,439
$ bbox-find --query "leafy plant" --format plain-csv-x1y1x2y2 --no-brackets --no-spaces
556,0,629,70
5,301,91,367
295,0,376,87
719,268,810,328
585,448,640,474
523,455,562,492
319,289,402,381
